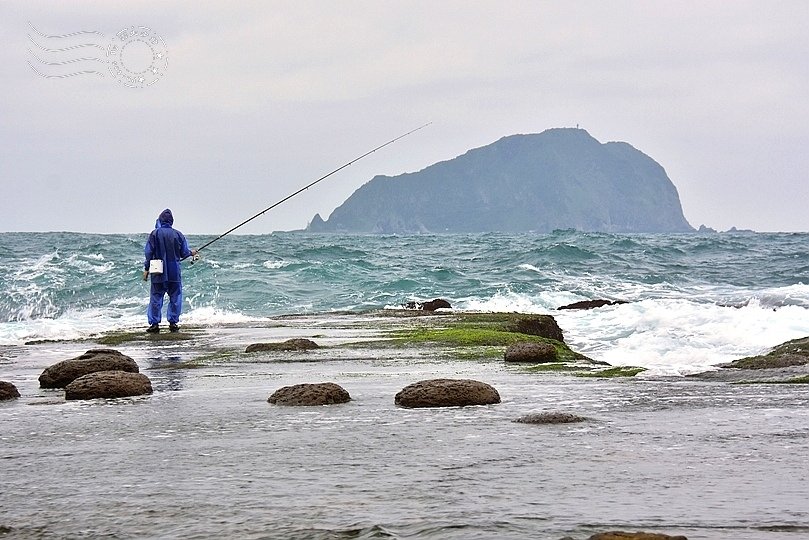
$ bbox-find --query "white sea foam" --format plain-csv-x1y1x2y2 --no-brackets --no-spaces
751,282,809,308
460,290,550,313
453,285,809,376
182,306,269,325
263,260,289,269
108,296,148,307
0,308,144,345
517,263,542,273
557,298,809,375
64,258,116,274
0,303,267,345
29,250,59,271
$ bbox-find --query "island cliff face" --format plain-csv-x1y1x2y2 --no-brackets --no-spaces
307,128,694,233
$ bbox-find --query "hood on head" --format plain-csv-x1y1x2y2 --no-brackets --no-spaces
157,209,174,227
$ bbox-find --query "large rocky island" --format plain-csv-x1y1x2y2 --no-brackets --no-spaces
306,128,694,234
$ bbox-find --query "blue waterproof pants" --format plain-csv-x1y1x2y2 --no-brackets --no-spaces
148,280,183,325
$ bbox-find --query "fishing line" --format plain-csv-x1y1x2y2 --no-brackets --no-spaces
191,123,432,258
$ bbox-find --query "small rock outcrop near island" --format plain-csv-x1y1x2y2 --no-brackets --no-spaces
394,378,500,408
64,371,153,400
514,411,588,424
557,299,628,310
39,349,139,388
504,342,558,363
267,382,351,406
246,338,320,353
402,298,452,311
0,381,21,401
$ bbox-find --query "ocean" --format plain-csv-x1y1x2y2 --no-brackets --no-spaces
2,231,809,539
2,230,808,374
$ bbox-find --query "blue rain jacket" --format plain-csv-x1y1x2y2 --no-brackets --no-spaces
144,209,192,283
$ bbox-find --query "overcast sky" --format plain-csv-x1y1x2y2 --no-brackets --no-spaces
1,1,808,234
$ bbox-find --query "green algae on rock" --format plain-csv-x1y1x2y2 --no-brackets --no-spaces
574,366,647,378
734,374,809,385
388,327,588,362
348,312,594,364
522,362,582,373
719,337,809,370
690,335,809,383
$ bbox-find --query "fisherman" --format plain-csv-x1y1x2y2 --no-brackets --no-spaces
142,209,197,333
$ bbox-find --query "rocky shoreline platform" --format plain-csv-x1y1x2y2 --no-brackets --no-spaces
7,309,809,403
2,308,808,540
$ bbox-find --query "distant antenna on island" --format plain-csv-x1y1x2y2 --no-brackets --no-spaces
576,123,580,129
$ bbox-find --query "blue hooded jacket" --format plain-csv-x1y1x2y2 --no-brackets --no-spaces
144,209,192,283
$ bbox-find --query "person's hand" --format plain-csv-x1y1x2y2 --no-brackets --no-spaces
142,270,149,281
191,249,198,256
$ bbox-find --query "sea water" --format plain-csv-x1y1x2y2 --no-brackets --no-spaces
2,231,809,539
1,230,808,374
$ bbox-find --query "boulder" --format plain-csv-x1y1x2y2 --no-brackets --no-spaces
514,411,588,424
505,314,564,342
421,298,451,311
39,349,139,388
246,338,320,353
0,381,21,401
64,371,153,400
504,342,558,363
557,299,628,310
395,378,500,408
402,298,452,311
267,382,351,406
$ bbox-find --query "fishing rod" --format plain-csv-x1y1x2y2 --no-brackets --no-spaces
191,122,431,257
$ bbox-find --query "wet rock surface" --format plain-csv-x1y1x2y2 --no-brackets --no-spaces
246,338,320,353
267,382,351,406
557,299,628,310
39,349,139,388
3,311,805,539
402,298,452,311
505,314,565,342
64,371,153,400
690,365,809,383
504,341,558,363
584,532,687,540
395,378,501,408
514,411,588,424
718,336,809,369
0,381,20,400
691,336,809,383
